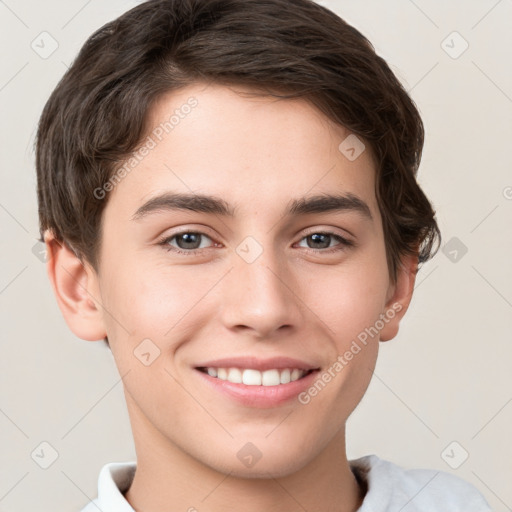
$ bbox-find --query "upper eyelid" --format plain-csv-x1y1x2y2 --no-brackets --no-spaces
300,226,352,239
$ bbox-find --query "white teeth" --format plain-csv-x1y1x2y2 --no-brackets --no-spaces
243,369,262,385
290,369,301,382
204,367,308,385
227,368,243,383
280,368,291,384
262,369,280,386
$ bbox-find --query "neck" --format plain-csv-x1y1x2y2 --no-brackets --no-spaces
124,394,364,512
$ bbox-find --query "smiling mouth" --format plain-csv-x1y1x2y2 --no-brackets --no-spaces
196,367,317,386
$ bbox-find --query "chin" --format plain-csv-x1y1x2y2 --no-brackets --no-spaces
198,439,316,479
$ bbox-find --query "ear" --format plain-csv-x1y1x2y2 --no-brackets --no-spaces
44,230,107,341
379,251,418,342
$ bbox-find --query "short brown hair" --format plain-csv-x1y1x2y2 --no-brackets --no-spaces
36,0,440,285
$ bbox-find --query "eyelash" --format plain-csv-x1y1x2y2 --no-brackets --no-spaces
157,230,355,256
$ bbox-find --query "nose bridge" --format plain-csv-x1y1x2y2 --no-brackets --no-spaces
219,235,302,336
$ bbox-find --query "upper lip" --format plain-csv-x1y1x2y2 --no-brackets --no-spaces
194,356,320,372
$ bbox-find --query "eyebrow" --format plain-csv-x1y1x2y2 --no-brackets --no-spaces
131,192,373,221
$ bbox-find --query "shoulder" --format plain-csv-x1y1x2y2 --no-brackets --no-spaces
349,454,492,512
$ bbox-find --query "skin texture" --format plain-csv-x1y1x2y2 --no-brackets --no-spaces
45,83,417,512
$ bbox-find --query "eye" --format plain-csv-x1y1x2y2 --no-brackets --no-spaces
158,231,216,255
296,232,354,252
157,229,354,256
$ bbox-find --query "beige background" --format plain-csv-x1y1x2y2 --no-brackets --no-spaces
1,0,511,510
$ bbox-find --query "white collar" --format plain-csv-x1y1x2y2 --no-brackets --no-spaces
81,454,490,512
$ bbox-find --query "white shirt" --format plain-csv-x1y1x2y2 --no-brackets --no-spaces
80,454,492,511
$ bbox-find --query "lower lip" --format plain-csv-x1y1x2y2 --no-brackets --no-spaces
194,369,320,408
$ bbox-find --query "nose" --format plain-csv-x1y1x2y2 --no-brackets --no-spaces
219,243,304,339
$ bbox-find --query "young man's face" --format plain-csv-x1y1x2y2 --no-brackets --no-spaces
53,83,414,477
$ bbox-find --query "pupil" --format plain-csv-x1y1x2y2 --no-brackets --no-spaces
309,233,329,249
178,233,200,249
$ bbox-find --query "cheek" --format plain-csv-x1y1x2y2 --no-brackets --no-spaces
295,268,385,431
98,264,203,409
100,261,217,351
307,255,390,345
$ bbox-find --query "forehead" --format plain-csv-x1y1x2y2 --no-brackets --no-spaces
105,82,379,222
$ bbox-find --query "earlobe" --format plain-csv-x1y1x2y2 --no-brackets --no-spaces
44,230,107,341
379,252,418,342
